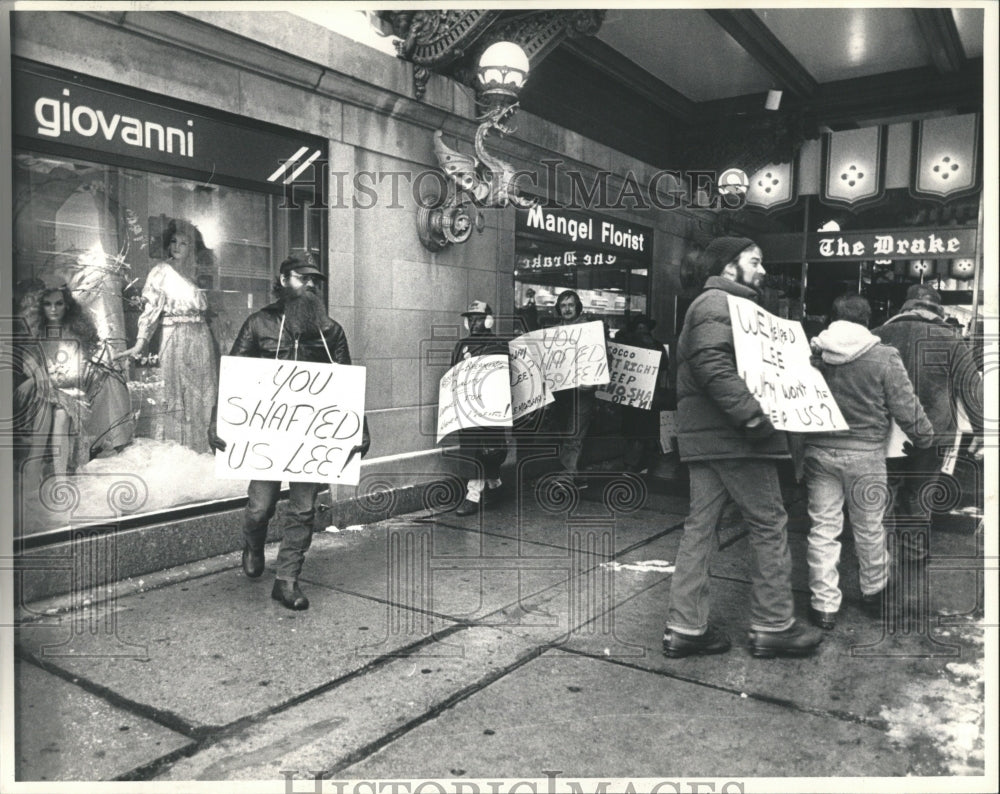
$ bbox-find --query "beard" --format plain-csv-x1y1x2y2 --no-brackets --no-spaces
281,286,329,337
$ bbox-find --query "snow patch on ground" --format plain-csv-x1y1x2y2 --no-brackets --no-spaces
879,631,985,775
602,559,675,573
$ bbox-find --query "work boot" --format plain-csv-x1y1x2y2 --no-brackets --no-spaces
662,624,731,658
454,499,479,516
747,620,823,658
271,579,309,610
808,607,838,631
242,544,265,579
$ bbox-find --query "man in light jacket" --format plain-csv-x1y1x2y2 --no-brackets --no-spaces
803,295,933,630
663,237,823,659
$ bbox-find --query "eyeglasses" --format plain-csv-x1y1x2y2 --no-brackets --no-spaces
286,271,318,283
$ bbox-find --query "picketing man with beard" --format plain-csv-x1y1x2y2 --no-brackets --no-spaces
662,237,824,659
451,300,509,517
208,254,370,611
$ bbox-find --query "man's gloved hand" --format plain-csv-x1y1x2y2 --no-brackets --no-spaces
207,408,226,453
744,415,776,441
968,436,984,460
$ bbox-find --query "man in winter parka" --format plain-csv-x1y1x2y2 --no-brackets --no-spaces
663,237,823,659
803,295,933,630
451,300,509,516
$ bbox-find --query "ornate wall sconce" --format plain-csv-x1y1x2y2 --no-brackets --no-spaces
416,41,538,251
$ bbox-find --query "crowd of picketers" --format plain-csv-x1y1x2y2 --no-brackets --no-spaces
449,236,983,659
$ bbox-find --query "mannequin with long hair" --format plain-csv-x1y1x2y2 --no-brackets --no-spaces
118,218,218,453
17,286,102,485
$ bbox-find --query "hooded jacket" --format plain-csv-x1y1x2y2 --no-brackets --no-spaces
676,276,787,461
874,301,983,443
806,320,933,451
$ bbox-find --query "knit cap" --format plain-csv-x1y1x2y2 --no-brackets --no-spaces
701,237,757,277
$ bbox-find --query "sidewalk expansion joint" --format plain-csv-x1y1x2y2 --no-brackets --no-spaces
560,646,892,733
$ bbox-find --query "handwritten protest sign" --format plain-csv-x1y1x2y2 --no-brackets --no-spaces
215,356,366,486
508,321,609,394
436,355,513,442
727,296,848,433
508,344,553,420
596,341,661,409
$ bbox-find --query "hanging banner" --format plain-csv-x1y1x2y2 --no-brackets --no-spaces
727,297,848,433
820,126,887,209
508,321,610,394
215,357,366,486
595,341,661,409
436,355,513,443
910,113,981,201
746,161,797,212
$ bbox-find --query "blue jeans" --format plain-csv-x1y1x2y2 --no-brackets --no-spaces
804,446,890,611
666,459,794,634
244,480,320,582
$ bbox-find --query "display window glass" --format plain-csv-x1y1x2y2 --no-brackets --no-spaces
11,150,324,537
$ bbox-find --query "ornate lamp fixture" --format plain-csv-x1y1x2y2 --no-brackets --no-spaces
417,41,538,251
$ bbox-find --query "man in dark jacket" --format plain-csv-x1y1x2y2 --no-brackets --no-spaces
209,255,369,610
663,237,823,659
803,295,933,630
873,284,983,564
451,300,509,516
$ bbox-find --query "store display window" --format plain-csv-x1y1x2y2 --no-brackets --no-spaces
11,63,326,538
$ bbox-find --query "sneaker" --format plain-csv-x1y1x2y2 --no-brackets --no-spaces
662,624,731,658
454,499,479,517
747,620,823,658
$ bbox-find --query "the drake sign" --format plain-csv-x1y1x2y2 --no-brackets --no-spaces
516,206,653,266
759,227,977,263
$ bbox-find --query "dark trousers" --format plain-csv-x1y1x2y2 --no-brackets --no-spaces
886,446,942,561
244,480,320,581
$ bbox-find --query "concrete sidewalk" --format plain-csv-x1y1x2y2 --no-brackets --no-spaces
12,471,987,786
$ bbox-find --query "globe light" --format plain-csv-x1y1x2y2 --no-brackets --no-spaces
477,41,530,104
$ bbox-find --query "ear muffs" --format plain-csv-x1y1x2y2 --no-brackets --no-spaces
463,317,470,332
484,314,494,330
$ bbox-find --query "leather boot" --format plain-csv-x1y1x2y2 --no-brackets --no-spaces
242,544,265,578
271,579,309,610
747,620,823,658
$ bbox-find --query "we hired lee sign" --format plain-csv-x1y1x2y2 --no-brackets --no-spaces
215,356,366,486
727,297,847,433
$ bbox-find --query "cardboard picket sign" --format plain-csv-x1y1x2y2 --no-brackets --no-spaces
436,354,513,443
215,356,366,486
508,343,553,420
727,296,848,433
596,341,661,409
508,320,609,394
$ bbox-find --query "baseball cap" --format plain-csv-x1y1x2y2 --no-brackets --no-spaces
461,300,493,317
280,254,326,280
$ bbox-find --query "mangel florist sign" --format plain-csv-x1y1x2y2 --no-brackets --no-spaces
516,206,653,266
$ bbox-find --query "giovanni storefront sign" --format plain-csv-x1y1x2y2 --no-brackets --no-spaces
759,227,977,263
13,62,326,193
516,205,654,267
